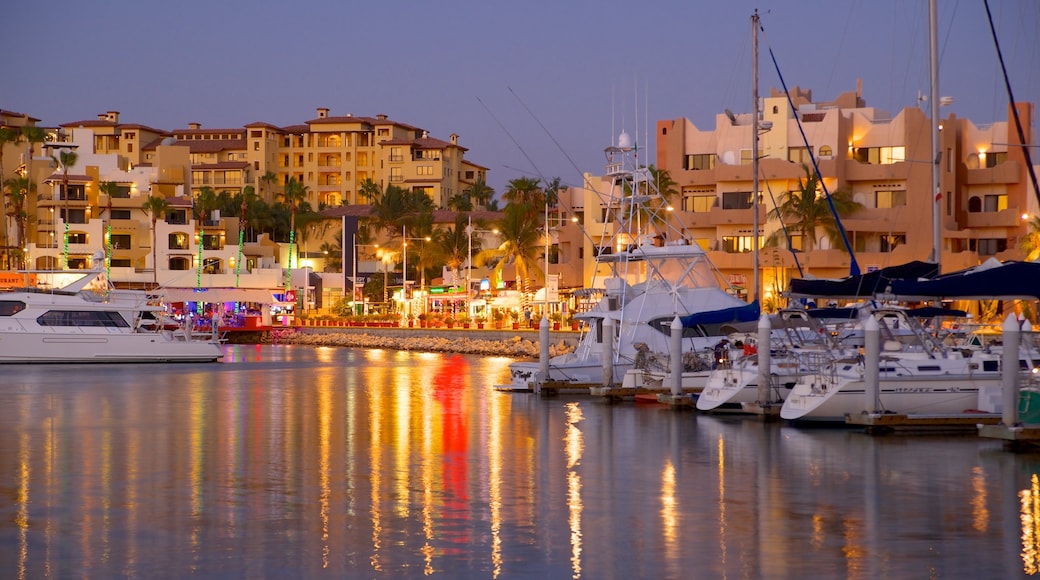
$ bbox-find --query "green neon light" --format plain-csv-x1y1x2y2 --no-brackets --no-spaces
63,222,69,269
197,227,204,290
235,228,244,287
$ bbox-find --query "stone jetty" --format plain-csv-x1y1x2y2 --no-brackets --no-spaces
269,327,576,358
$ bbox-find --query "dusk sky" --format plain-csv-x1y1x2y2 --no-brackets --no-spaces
4,1,1037,196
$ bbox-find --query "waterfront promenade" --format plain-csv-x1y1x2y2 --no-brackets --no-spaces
269,323,581,358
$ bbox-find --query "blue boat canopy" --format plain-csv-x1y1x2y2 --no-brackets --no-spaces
788,260,939,298
889,260,1040,300
649,301,760,337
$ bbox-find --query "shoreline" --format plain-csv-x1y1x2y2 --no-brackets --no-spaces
267,327,579,358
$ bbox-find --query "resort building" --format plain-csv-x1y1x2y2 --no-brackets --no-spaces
0,108,488,304
655,84,1037,306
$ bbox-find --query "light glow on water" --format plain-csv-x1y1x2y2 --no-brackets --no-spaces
2,344,1039,578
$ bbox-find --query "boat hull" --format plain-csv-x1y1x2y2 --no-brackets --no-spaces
0,332,223,363
781,374,991,422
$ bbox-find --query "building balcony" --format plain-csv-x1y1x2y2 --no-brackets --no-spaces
843,160,910,181
706,206,766,226
965,159,1020,185
103,195,145,209
962,208,1023,229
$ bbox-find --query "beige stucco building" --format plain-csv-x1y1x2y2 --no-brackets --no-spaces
655,85,1037,305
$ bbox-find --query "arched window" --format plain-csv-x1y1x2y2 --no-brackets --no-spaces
819,145,833,157
968,196,982,212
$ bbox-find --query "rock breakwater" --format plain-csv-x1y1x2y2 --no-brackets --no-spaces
270,328,575,358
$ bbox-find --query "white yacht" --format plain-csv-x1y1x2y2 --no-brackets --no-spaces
505,131,756,391
0,271,223,363
779,308,1035,422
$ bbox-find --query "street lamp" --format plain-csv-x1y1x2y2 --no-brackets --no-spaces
465,215,498,319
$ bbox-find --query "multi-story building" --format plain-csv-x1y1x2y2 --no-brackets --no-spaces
655,84,1037,305
0,108,487,295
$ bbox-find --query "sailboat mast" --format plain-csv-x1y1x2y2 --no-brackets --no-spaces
752,9,761,306
929,0,942,273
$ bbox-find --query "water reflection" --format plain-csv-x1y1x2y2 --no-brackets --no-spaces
1,345,1040,577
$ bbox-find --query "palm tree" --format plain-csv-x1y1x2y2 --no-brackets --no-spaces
447,192,473,211
259,170,278,201
319,239,341,272
765,166,862,256
233,186,259,285
647,165,679,201
467,176,495,209
141,194,170,286
1020,216,1040,261
543,176,563,208
4,176,34,266
432,214,474,289
502,177,545,217
194,186,220,287
279,177,309,289
369,183,434,241
21,126,46,225
477,203,544,309
52,148,78,269
98,181,119,273
0,127,20,246
359,178,380,205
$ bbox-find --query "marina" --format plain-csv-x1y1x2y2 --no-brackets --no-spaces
1,344,1039,577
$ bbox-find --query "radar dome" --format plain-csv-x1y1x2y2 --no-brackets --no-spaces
617,131,633,149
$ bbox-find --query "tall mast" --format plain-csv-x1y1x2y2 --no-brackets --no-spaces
929,0,942,273
752,9,761,306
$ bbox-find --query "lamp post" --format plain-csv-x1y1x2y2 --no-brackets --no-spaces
465,215,498,319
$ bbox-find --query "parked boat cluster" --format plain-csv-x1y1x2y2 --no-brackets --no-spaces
269,328,576,358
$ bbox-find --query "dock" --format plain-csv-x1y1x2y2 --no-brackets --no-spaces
589,386,701,404
845,411,1002,434
978,424,1040,450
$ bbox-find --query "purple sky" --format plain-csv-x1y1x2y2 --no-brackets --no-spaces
3,0,1037,195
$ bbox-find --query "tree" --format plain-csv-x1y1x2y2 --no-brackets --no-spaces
1020,216,1040,261
51,148,78,269
4,176,34,265
359,178,380,204
98,181,119,270
543,176,563,208
502,176,544,216
141,194,170,285
279,177,309,289
369,183,434,241
467,176,495,209
432,214,475,289
319,238,342,272
233,185,259,285
259,171,278,201
765,166,862,255
647,165,679,202
21,126,47,230
0,127,20,245
194,186,220,285
477,203,544,309
447,191,473,212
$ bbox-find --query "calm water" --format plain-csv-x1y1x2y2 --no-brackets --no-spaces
2,344,1039,579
